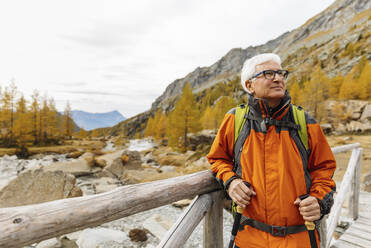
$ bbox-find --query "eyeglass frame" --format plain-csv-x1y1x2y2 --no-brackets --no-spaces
250,69,289,81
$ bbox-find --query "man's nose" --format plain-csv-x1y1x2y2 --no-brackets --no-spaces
273,73,283,82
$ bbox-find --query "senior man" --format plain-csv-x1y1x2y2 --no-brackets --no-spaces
207,53,336,248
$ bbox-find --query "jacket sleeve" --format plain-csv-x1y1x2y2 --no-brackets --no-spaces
306,114,336,216
207,110,240,191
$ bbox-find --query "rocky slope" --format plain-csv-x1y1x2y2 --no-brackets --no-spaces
106,0,370,138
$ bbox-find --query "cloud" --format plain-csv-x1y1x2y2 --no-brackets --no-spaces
54,82,88,87
58,90,126,97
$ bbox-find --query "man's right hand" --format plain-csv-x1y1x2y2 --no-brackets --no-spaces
228,179,256,208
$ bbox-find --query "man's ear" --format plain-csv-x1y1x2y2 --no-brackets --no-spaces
246,80,254,93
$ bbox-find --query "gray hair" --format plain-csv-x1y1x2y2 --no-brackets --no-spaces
240,53,281,93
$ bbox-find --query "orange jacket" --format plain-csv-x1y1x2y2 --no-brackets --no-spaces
207,93,336,248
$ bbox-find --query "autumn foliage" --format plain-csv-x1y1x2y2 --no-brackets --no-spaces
0,82,76,147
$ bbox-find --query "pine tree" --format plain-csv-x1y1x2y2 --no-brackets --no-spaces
303,66,328,122
210,96,236,129
167,83,201,151
62,102,73,139
358,62,371,100
201,106,213,130
40,97,50,144
14,95,31,146
47,98,60,142
1,82,18,145
328,74,343,99
144,116,155,137
30,90,40,144
153,109,167,140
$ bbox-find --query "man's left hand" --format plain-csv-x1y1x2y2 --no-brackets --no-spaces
294,196,320,222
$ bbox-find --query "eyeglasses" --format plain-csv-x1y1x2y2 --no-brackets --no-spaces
251,70,289,80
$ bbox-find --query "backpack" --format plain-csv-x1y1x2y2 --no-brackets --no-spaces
234,104,308,149
231,104,309,215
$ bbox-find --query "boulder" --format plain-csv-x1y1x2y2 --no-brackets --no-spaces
129,228,148,242
95,150,142,170
361,104,371,121
320,123,333,134
142,214,173,240
94,177,121,194
187,129,216,151
344,100,368,116
159,165,176,173
156,153,186,167
0,169,82,208
66,151,84,159
36,238,62,248
76,228,128,248
334,123,347,135
121,168,159,184
346,120,371,133
43,156,96,177
121,150,142,169
60,237,78,248
102,158,125,178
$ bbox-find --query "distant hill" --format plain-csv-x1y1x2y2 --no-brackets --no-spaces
71,110,126,131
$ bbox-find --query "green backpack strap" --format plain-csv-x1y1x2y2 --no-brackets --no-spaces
292,105,309,151
234,104,249,143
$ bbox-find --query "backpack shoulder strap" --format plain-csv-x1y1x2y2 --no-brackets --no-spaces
292,105,309,151
234,104,249,144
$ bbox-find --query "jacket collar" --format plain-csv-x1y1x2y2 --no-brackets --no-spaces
247,91,291,120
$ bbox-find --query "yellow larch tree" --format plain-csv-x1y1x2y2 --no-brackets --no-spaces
30,90,40,144
210,96,236,129
62,101,73,139
167,83,201,151
47,98,60,141
303,65,329,122
328,74,344,99
14,94,31,146
358,62,371,100
144,115,155,137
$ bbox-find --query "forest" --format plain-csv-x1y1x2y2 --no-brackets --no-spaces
0,82,76,149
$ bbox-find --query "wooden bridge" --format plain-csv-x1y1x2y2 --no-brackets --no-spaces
0,143,369,247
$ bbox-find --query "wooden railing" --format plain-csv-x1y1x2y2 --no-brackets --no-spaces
0,143,362,248
325,143,362,248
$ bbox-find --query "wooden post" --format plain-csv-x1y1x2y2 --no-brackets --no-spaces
157,193,213,248
0,170,221,248
326,148,362,248
331,143,360,154
203,190,224,248
348,148,362,221
319,215,327,248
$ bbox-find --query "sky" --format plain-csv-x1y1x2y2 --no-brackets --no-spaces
0,0,335,118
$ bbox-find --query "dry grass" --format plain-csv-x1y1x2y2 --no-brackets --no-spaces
0,139,106,157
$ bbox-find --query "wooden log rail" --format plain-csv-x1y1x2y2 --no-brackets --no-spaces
0,143,363,248
0,170,221,247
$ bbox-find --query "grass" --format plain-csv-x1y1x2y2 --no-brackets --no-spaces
0,140,106,157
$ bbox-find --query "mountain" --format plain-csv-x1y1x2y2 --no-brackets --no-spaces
71,110,126,131
107,0,370,138
152,0,370,111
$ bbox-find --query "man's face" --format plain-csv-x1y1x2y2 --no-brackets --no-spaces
246,61,286,107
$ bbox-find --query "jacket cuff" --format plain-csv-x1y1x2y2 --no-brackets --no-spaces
224,175,241,191
317,190,335,219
